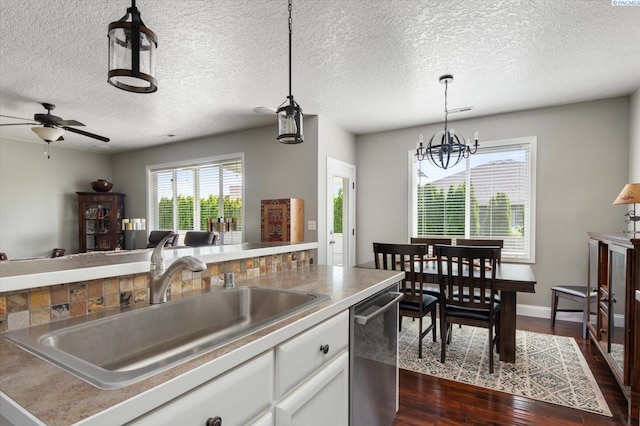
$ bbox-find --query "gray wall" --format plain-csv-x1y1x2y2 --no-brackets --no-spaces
316,115,357,264
111,120,319,244
0,138,112,258
355,97,630,307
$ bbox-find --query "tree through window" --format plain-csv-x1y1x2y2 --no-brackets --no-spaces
410,137,536,262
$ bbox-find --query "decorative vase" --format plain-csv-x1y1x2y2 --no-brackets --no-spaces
91,179,113,192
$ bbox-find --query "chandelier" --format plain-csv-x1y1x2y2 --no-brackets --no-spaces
276,0,303,144
416,75,478,169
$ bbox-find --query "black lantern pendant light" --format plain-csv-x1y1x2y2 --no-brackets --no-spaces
108,0,158,93
276,0,303,144
416,75,478,169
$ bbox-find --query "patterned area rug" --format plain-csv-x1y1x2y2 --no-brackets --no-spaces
398,318,612,417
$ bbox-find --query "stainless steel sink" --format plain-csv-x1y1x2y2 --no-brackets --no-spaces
4,287,329,389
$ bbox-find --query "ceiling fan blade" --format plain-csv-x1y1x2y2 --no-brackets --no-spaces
55,119,85,126
0,114,35,121
61,126,109,142
0,122,38,126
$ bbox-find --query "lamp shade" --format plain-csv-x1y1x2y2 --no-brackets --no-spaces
31,126,64,142
613,183,640,205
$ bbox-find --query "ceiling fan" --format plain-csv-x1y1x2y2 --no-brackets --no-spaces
0,103,110,158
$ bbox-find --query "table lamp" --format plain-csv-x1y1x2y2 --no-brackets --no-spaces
613,183,640,234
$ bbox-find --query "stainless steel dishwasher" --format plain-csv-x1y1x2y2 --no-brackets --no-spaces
350,283,403,426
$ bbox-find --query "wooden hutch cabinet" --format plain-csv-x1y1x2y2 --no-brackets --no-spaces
587,232,640,419
77,192,125,252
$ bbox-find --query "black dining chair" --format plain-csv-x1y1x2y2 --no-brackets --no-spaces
410,237,452,298
147,230,179,248
456,238,504,263
373,242,437,358
436,244,501,373
551,285,597,339
184,231,216,247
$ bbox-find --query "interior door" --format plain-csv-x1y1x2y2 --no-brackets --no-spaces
326,159,356,267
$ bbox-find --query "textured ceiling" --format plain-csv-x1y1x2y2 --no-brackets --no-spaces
0,0,639,154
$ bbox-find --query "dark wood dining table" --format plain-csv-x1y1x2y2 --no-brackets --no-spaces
356,260,536,363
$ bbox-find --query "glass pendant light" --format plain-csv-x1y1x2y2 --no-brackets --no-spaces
108,0,158,93
276,0,303,144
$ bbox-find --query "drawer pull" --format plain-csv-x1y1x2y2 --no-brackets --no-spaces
320,344,330,355
206,416,222,426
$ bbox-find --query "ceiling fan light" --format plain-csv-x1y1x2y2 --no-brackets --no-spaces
108,1,157,93
31,126,64,142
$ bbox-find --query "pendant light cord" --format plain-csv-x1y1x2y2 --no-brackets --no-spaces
443,79,449,136
288,0,293,99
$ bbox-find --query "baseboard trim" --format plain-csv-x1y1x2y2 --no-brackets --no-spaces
517,304,583,322
517,304,623,327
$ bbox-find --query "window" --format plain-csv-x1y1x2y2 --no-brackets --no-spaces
409,137,536,262
148,154,244,244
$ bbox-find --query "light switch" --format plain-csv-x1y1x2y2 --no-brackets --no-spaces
307,221,316,231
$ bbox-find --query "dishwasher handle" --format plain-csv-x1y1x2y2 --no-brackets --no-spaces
354,292,404,325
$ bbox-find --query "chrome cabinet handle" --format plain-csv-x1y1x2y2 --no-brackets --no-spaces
320,344,330,355
206,416,222,426
354,292,405,325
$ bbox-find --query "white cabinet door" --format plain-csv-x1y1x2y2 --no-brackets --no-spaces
275,351,349,426
129,351,273,425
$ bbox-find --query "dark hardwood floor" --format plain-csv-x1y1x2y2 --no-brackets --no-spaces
393,316,632,425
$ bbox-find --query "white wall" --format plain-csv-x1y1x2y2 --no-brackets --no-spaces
316,115,357,264
356,97,630,307
111,121,319,244
0,138,112,258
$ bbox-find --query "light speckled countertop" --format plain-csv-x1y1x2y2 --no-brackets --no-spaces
0,265,402,425
0,242,317,292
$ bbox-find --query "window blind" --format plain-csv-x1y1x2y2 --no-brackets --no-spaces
148,155,244,243
411,138,535,262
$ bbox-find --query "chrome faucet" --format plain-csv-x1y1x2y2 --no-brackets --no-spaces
149,232,206,304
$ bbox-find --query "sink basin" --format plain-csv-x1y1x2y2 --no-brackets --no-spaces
4,287,329,389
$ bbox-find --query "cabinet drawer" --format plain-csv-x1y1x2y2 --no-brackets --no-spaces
275,311,349,398
275,351,349,426
129,351,274,425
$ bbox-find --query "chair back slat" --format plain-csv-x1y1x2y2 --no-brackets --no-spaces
373,242,427,304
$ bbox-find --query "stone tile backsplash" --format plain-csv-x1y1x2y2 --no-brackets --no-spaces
0,250,310,333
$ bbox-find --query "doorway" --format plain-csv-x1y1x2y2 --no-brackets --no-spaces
326,158,356,267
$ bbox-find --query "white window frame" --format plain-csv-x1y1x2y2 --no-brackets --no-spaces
146,153,245,242
408,137,537,263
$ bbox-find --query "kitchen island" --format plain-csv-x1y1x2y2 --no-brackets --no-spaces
0,264,403,425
